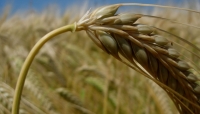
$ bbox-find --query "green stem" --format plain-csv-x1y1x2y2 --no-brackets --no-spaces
12,23,76,114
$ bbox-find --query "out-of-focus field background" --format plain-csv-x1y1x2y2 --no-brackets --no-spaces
0,0,200,114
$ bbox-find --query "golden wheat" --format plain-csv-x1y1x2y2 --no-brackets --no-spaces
0,82,46,114
1,3,200,114
76,4,200,114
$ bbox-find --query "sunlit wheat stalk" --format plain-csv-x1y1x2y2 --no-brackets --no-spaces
12,3,200,114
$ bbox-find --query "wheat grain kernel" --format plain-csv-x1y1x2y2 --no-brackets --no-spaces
159,64,169,83
114,13,142,24
154,35,169,46
91,4,121,19
136,25,154,34
114,34,133,59
134,47,148,65
187,73,198,82
177,61,190,71
168,48,180,58
96,30,118,54
194,86,200,94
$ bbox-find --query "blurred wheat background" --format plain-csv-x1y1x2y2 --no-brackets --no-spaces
0,0,200,114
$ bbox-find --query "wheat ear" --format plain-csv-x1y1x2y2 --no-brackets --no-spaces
77,4,200,114
12,3,200,114
0,82,46,114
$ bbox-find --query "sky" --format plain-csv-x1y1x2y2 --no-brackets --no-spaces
0,0,189,14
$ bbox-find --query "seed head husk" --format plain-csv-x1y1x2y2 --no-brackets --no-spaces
149,55,158,74
177,61,190,71
90,4,121,19
136,25,154,34
194,86,200,94
96,30,118,55
168,48,180,58
133,46,148,65
86,30,108,53
114,34,133,59
167,76,177,90
114,13,142,24
154,35,169,46
159,64,169,83
187,73,198,82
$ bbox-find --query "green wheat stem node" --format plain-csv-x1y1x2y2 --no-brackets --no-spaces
12,23,77,114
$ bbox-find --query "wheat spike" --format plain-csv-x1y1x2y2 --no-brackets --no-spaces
76,4,200,114
24,70,60,114
56,88,84,107
56,88,95,114
0,82,46,114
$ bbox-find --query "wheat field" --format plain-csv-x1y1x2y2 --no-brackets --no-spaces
1,2,200,114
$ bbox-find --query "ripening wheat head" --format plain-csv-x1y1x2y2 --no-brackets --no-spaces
75,4,200,114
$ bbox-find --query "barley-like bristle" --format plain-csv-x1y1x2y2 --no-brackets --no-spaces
77,4,200,114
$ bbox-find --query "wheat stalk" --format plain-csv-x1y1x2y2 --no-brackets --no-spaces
12,3,200,114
